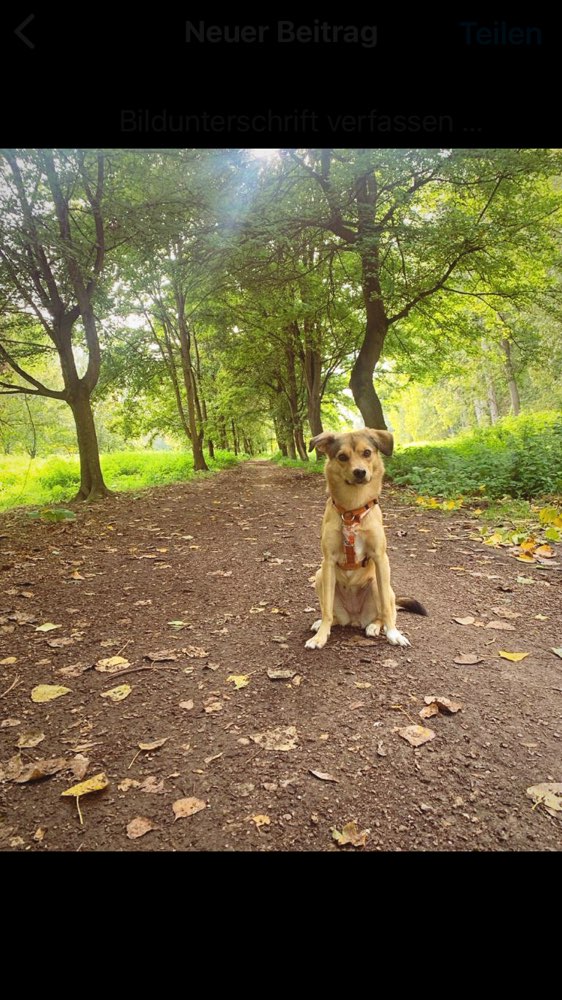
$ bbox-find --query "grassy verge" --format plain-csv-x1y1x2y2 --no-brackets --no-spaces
0,449,242,512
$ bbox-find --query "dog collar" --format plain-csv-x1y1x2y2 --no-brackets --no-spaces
331,498,378,570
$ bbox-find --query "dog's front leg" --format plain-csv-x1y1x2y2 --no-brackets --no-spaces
372,543,410,648
305,558,336,649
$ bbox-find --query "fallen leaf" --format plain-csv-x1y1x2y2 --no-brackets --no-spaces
204,753,223,765
33,828,46,842
0,657,17,665
551,648,562,659
227,674,251,689
423,696,463,714
419,704,440,719
118,778,141,791
491,607,521,620
183,646,208,658
31,684,71,703
100,684,132,702
535,545,555,558
0,718,21,728
250,726,298,751
145,649,178,662
14,757,68,783
127,816,156,839
69,754,89,781
453,616,475,625
179,700,194,710
204,699,223,714
515,553,535,563
267,667,296,680
309,769,339,782
140,776,165,794
526,783,562,818
95,655,130,673
453,653,483,665
61,773,109,798
355,681,372,689
35,623,62,633
16,731,45,749
498,651,529,662
173,797,206,820
332,821,369,847
47,637,75,648
398,725,436,747
534,614,548,621
138,738,168,751
251,814,270,828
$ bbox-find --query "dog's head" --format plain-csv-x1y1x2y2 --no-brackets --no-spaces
309,428,393,495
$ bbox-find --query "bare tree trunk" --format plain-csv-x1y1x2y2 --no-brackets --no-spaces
501,338,521,415
285,332,308,461
231,420,239,456
70,388,111,501
175,289,208,471
474,399,485,426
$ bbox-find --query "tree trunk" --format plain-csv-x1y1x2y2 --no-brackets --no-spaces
231,420,239,456
285,332,308,460
208,438,215,459
501,338,521,415
349,254,388,429
294,426,308,461
218,416,228,451
175,289,208,472
70,389,111,501
474,399,485,426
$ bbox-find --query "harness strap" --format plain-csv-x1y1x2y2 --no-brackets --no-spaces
331,498,379,571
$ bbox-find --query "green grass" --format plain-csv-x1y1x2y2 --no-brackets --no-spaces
272,453,325,475
0,449,242,512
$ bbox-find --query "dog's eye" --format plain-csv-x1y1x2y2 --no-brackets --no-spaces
337,454,349,462
363,450,372,458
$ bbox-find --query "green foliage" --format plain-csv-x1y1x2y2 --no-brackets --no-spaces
387,411,562,500
272,453,325,475
0,449,242,511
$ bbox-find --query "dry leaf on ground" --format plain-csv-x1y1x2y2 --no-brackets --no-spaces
423,696,463,714
453,616,475,625
309,769,339,782
526,783,562,818
145,649,178,662
399,725,436,747
267,667,296,680
100,684,132,702
227,674,251,689
138,738,168,751
31,684,71,703
16,731,45,749
453,653,483,665
250,725,298,751
35,623,61,633
498,651,529,662
61,773,109,798
14,757,68,783
127,816,156,839
95,656,130,673
251,814,270,828
173,797,206,820
332,821,369,847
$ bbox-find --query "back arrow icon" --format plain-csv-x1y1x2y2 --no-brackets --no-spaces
15,14,35,49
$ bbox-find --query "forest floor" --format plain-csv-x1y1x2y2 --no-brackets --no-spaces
1,460,561,852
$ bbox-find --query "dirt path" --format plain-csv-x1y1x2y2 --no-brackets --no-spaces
1,461,561,851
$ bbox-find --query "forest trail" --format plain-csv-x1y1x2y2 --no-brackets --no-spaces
1,462,561,851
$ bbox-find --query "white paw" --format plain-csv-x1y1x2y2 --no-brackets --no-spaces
365,623,381,638
305,633,328,650
311,619,322,633
385,627,410,647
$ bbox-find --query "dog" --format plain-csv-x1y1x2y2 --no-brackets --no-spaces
305,428,427,650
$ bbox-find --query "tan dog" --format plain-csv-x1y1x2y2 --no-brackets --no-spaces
305,428,427,650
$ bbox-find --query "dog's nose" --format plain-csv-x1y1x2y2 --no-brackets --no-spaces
353,468,367,481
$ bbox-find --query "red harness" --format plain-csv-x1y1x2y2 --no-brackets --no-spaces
332,498,378,571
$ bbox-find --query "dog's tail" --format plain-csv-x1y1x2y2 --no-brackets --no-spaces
396,597,428,617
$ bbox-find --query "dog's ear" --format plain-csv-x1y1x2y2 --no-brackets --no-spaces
309,431,339,455
365,429,394,457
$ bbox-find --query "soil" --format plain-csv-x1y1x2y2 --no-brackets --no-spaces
1,461,561,852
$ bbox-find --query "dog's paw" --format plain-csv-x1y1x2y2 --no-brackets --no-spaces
310,619,322,633
365,622,381,638
384,626,410,647
305,633,328,650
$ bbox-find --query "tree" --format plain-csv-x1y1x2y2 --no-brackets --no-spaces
0,150,114,499
280,148,562,427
